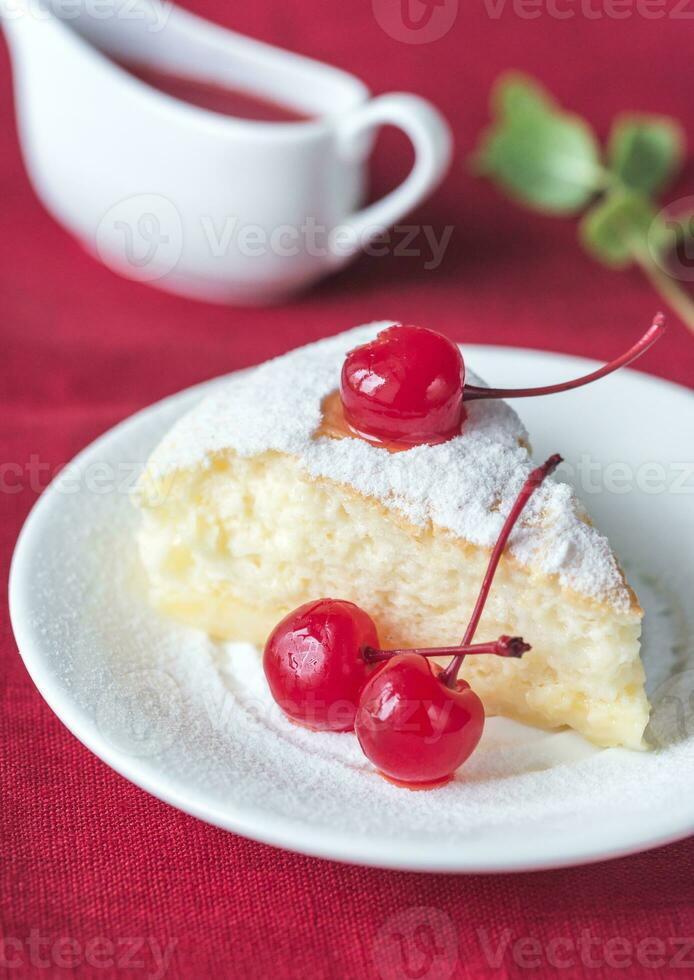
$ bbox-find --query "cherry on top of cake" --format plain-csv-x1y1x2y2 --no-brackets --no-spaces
334,318,665,451
140,321,661,611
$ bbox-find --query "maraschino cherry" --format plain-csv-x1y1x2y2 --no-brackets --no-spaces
263,601,528,733
341,325,465,446
354,453,561,788
263,599,378,733
340,316,665,448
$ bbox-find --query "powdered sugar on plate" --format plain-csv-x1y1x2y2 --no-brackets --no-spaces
142,324,632,611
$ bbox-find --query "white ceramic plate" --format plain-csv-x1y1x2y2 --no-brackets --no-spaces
9,346,694,873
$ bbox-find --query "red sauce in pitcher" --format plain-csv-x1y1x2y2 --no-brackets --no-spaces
119,61,312,122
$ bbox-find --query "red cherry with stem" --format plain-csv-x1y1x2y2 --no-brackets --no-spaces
264,600,530,733
354,454,561,788
341,324,465,447
340,317,665,448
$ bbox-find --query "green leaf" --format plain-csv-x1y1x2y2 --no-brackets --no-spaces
607,114,685,196
490,72,554,118
474,107,603,215
579,189,657,268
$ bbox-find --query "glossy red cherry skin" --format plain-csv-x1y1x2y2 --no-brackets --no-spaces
354,653,485,787
340,325,465,447
263,599,379,733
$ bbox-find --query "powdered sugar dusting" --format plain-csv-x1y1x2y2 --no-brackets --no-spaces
144,324,632,612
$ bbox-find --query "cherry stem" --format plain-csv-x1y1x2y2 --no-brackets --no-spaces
463,314,665,402
438,453,563,689
362,635,530,664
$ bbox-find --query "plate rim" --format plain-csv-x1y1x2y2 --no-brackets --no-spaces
9,344,694,873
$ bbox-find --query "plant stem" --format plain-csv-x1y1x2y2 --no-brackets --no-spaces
633,249,694,337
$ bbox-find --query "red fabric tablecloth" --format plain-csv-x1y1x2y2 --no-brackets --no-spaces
3,1,694,977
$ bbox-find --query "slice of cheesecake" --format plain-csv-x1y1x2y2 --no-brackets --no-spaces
135,324,648,749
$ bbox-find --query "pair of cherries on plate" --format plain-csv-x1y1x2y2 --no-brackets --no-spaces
264,316,665,788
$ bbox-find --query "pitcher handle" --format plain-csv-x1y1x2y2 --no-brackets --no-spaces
330,93,452,266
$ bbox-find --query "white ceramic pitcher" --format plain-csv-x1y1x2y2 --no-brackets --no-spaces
0,0,452,304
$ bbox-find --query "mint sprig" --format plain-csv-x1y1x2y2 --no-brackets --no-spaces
472,72,694,334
